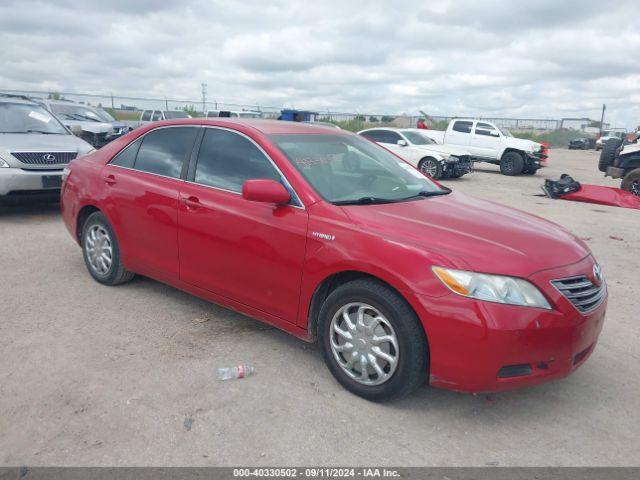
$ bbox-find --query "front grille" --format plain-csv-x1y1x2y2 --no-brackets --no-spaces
551,276,605,313
11,151,77,165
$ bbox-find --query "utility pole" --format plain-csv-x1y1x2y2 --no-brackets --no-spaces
110,93,114,110
600,104,606,136
201,83,207,114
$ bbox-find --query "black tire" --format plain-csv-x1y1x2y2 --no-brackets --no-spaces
598,138,622,172
522,165,539,175
81,211,135,286
500,151,524,176
418,157,443,179
318,279,428,402
621,168,640,196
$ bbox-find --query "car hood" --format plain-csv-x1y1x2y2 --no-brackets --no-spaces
341,191,590,278
60,120,114,134
0,133,94,154
505,137,541,152
413,144,471,157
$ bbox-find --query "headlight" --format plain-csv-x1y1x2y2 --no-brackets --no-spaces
0,155,10,168
432,266,551,309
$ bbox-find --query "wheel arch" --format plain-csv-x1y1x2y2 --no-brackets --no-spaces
76,204,102,244
500,148,525,160
306,270,429,347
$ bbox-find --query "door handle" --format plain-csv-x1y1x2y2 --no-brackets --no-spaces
103,174,117,185
181,195,201,209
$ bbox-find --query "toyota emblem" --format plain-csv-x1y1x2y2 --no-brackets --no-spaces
592,264,603,285
43,154,56,163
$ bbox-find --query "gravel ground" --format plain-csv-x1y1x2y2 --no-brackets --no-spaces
0,148,638,466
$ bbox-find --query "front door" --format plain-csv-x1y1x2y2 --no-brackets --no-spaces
178,127,308,323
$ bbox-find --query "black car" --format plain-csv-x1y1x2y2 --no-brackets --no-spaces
568,138,594,150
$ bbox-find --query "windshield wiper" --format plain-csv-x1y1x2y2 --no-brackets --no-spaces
1,130,62,134
399,188,452,201
333,196,398,205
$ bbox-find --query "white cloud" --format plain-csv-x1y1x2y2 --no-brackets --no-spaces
0,0,638,127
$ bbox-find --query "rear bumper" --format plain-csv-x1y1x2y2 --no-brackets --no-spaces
412,256,606,393
0,167,63,196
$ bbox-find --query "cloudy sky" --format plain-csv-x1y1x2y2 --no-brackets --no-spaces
1,0,639,127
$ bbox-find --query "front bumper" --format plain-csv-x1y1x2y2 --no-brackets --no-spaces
412,256,606,393
0,167,63,197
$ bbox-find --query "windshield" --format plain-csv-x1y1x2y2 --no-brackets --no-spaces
271,133,448,204
50,103,105,122
0,102,69,134
164,111,190,119
497,126,512,137
96,108,116,122
402,131,435,145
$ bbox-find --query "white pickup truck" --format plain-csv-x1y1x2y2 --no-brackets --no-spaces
421,119,547,175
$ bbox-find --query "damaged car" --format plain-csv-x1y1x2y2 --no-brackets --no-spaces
358,127,472,180
600,137,640,195
40,100,127,148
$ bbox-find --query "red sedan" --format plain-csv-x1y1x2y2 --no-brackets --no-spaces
61,119,606,401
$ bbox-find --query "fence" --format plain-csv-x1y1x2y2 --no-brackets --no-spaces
0,88,596,132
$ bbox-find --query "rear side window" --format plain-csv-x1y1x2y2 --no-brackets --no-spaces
475,122,499,137
110,138,142,168
452,121,473,133
193,128,280,192
134,127,198,179
141,110,152,121
151,111,163,121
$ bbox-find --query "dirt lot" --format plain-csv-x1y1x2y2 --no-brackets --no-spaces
1,148,638,466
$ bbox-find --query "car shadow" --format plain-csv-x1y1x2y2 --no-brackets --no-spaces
0,199,60,217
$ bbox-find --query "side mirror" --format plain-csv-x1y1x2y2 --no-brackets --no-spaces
69,124,83,136
242,179,291,205
397,139,408,146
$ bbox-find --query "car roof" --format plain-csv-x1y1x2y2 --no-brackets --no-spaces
148,118,352,135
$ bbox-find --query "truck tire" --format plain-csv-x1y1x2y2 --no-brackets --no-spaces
598,138,622,172
621,168,640,196
500,151,524,176
419,157,443,180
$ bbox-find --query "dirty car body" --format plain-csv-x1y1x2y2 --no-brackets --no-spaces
61,119,607,400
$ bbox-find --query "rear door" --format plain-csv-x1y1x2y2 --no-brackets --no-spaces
445,120,473,149
177,127,308,322
101,126,199,280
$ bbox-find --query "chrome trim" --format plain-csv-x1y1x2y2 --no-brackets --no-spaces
550,275,606,314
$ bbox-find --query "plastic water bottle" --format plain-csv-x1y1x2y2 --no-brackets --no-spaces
217,365,254,380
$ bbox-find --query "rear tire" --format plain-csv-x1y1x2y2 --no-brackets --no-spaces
81,211,135,286
500,151,524,176
621,169,640,196
318,279,428,402
598,138,622,172
419,157,443,180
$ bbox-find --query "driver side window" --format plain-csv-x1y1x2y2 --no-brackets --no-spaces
475,122,500,137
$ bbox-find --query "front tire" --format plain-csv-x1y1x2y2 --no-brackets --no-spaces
318,279,428,402
500,151,524,175
598,138,622,172
419,157,443,180
621,168,640,196
81,211,135,285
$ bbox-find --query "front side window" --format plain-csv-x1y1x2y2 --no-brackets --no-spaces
402,131,434,145
452,121,473,133
151,111,163,121
110,138,142,168
0,102,69,134
272,134,448,205
194,128,280,192
141,111,152,121
475,122,500,137
134,127,198,179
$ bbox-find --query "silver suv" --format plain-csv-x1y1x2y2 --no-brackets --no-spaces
0,95,94,201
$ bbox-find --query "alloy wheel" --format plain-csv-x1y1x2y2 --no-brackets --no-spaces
420,160,438,178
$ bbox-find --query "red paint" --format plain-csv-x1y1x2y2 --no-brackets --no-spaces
61,118,606,393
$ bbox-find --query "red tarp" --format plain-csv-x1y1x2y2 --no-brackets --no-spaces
561,184,640,210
